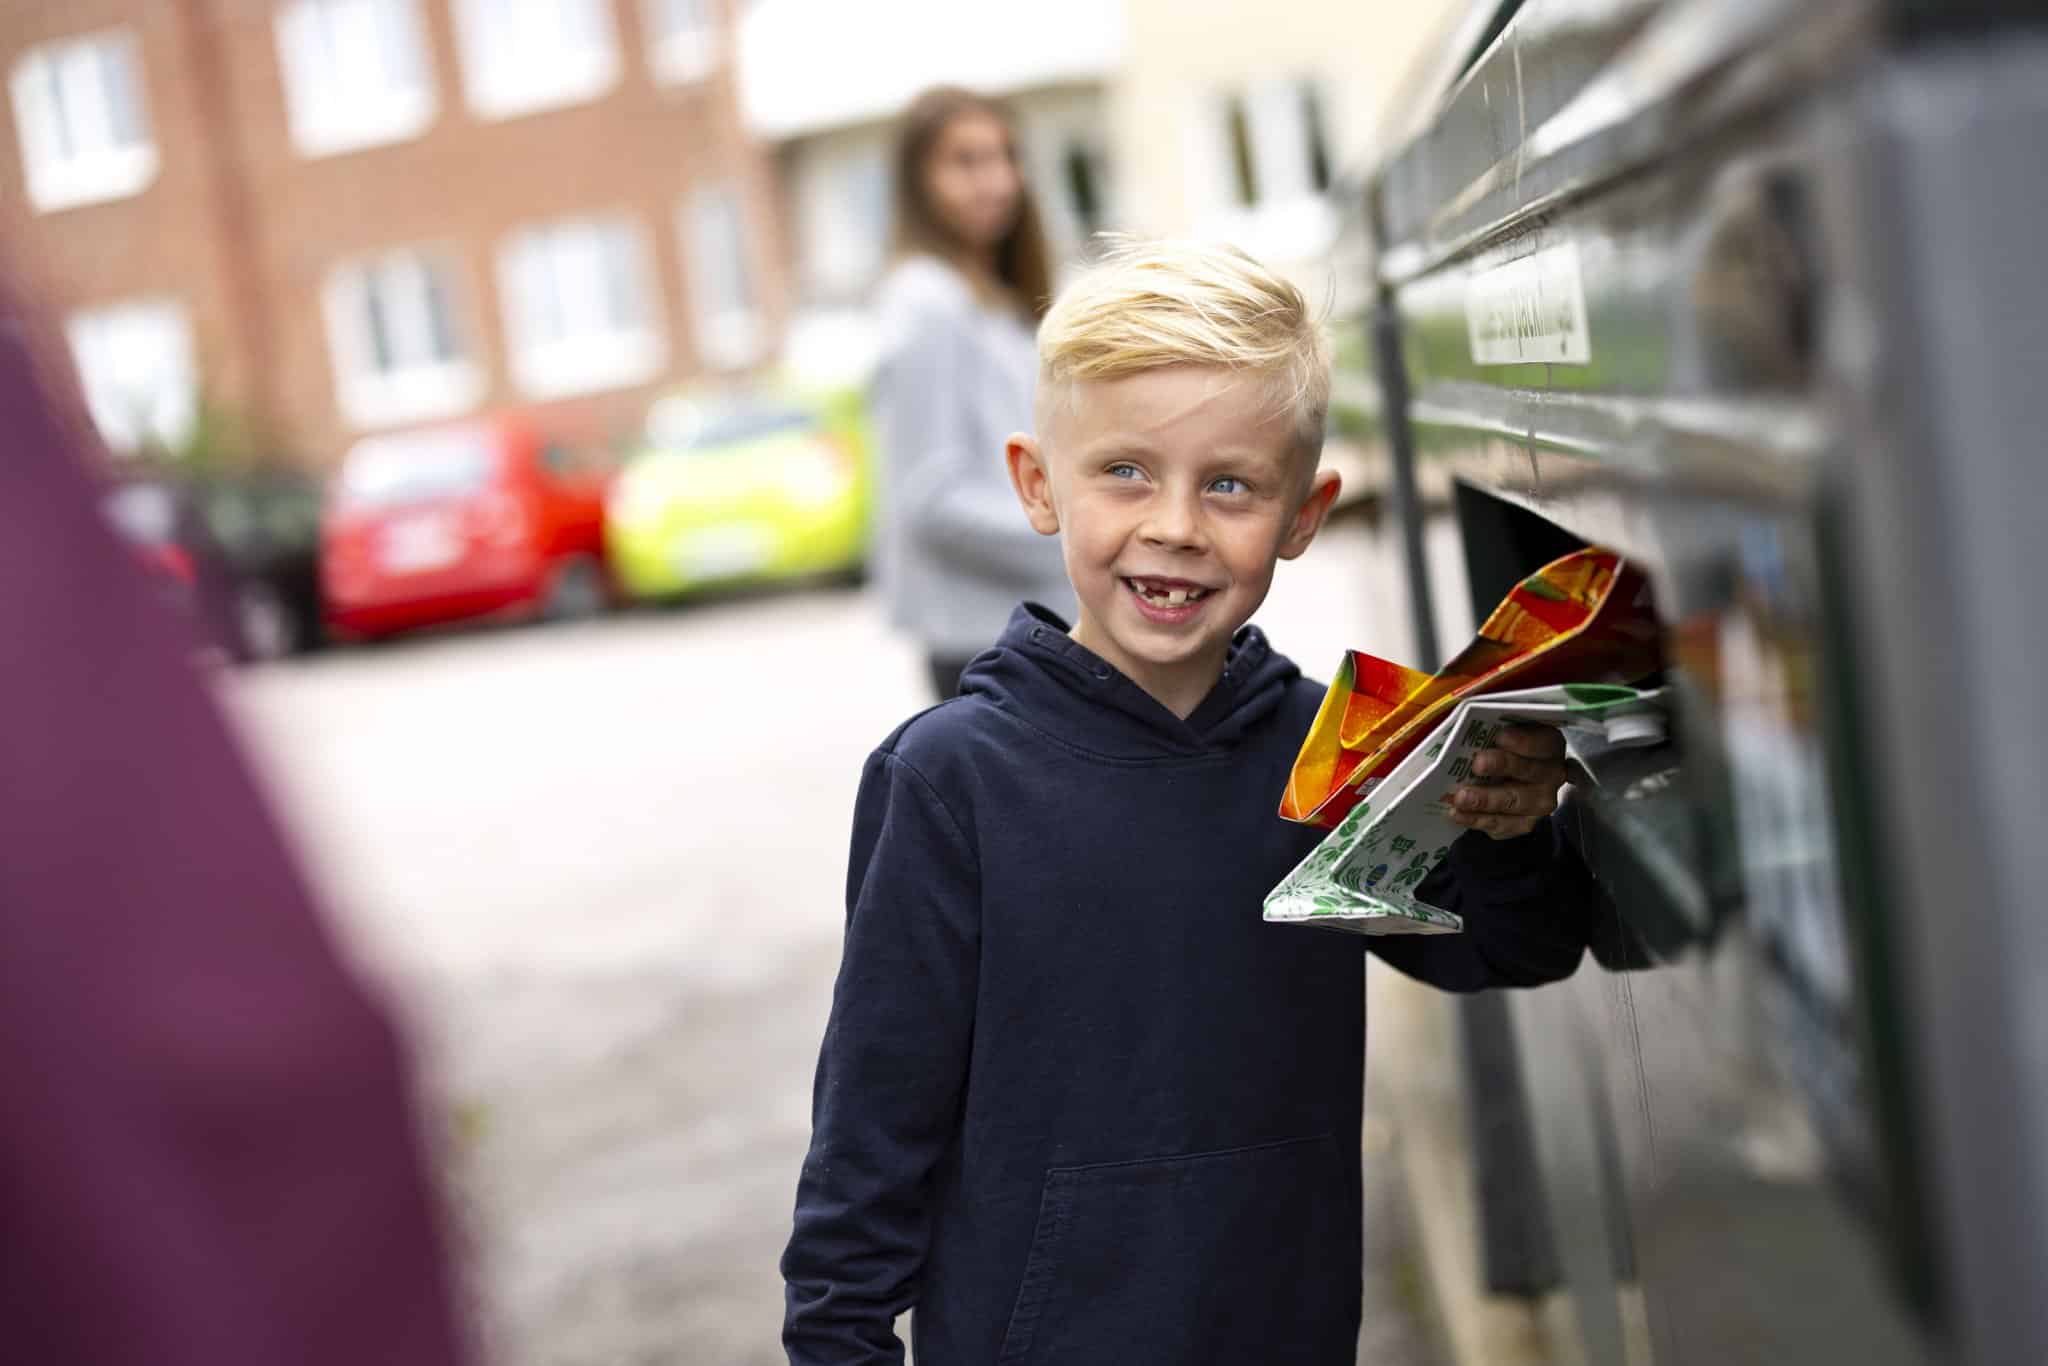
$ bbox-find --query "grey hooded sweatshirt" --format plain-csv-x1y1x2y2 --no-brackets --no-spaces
870,255,1074,657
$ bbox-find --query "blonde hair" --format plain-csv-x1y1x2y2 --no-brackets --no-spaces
1035,236,1331,462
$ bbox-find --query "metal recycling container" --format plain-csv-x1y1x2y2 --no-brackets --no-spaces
1354,1,2047,1362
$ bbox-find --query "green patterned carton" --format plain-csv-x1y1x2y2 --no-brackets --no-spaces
1264,684,1667,936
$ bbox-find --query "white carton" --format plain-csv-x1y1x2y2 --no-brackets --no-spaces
1264,684,1667,935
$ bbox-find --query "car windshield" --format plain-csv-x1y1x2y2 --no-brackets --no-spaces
340,431,495,507
648,396,816,453
103,483,177,545
698,403,815,447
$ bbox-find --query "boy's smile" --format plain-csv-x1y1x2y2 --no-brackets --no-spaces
1124,575,1214,622
1006,365,1341,718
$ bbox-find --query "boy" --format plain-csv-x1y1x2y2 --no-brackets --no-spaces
783,241,1597,1364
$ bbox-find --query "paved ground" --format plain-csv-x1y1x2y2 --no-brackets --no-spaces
223,520,1465,1366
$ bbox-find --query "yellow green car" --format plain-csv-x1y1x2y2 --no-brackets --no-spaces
604,386,872,600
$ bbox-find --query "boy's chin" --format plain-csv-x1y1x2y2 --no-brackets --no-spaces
1111,621,1237,669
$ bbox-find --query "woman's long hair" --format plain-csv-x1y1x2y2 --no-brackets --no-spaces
889,86,1053,321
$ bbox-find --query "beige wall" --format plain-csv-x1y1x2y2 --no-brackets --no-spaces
1110,0,1462,284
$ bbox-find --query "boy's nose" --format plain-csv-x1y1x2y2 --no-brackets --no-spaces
1140,493,1207,551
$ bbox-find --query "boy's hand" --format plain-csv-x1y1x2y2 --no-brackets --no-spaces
1445,723,1568,840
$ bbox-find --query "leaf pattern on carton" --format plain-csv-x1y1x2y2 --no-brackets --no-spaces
1264,682,1667,938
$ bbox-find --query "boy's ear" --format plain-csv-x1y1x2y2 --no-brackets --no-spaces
1277,466,1343,562
1005,433,1062,536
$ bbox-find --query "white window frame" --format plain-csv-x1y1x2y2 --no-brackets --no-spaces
682,182,764,370
322,248,484,430
1188,76,1338,261
8,29,157,214
645,0,719,86
451,0,620,122
498,214,665,400
792,138,889,306
274,0,437,159
1019,102,1113,264
65,298,196,455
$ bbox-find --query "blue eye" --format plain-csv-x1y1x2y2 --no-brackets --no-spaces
1107,463,1143,480
1209,475,1249,495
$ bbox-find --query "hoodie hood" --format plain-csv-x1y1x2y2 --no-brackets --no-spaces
959,603,1303,761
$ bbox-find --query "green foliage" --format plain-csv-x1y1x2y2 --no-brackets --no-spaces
166,391,287,475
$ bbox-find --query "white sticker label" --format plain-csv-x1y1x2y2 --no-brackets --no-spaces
1465,242,1592,366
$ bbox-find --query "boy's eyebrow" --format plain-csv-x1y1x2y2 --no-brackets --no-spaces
1232,445,1291,467
1075,436,1161,460
1202,445,1293,476
1075,436,1290,467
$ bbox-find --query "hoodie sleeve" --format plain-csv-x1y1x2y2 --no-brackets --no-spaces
872,267,1056,586
783,748,980,1365
1366,816,1598,993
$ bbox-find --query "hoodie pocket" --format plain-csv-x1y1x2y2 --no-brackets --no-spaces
994,1134,1353,1366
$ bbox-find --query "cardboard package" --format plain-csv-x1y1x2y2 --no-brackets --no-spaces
1266,684,1669,935
1280,547,1662,830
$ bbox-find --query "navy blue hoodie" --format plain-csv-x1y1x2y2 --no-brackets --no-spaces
783,605,1596,1364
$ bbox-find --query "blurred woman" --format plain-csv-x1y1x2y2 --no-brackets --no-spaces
874,86,1072,701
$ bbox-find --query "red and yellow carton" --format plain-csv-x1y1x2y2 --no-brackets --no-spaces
1280,547,1664,829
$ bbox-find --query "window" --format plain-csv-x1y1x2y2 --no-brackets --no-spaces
1223,94,1259,207
1191,77,1339,259
338,429,495,508
9,30,156,213
1215,79,1335,210
323,249,482,429
1301,83,1334,196
274,0,436,157
499,215,664,399
452,0,619,121
684,183,762,369
1061,141,1107,238
690,400,813,449
1015,99,1114,266
793,141,888,304
646,0,718,86
65,300,196,454
104,482,179,544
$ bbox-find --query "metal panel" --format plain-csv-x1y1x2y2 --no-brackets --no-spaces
1818,41,2048,1366
1375,0,1875,284
1356,1,2048,1361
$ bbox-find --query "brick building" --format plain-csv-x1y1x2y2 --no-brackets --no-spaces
1,0,789,468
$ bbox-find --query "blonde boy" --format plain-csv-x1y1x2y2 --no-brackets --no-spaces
784,241,1596,1365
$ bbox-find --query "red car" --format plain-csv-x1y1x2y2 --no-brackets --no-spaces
321,419,611,640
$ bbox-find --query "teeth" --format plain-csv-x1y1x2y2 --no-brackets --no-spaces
1128,578,1209,606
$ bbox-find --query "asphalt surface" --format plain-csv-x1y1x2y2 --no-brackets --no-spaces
224,520,1461,1366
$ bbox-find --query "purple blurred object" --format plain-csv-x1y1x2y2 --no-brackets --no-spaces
0,315,470,1363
